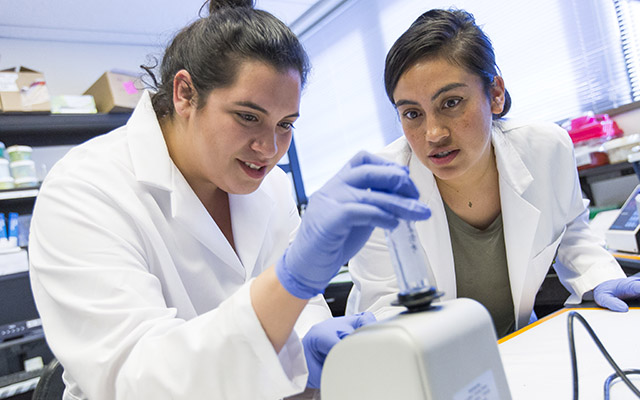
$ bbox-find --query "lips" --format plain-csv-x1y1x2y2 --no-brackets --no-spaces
431,150,454,158
239,159,268,179
428,148,459,165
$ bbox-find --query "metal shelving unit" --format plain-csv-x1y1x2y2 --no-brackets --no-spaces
0,113,130,147
0,113,308,209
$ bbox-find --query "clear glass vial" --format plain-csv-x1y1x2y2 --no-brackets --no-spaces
385,219,442,311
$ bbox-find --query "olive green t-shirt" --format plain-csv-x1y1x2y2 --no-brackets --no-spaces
443,202,515,338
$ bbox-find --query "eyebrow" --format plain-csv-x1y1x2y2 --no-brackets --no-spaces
395,82,468,107
233,101,300,119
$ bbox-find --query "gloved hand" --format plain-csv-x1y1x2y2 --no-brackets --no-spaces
593,276,640,312
303,312,377,389
276,151,431,299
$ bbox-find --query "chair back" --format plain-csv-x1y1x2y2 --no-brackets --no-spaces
31,358,64,400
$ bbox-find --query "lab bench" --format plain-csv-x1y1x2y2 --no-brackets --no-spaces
612,252,640,271
499,305,640,399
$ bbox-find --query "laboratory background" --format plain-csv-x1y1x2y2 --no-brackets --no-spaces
1,0,640,399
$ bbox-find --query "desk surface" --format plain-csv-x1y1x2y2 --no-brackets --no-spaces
499,308,640,399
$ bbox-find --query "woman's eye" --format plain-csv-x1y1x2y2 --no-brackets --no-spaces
238,113,258,122
278,121,295,130
443,98,461,109
402,110,420,120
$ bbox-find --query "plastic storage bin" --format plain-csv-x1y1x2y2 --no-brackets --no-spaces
600,133,640,164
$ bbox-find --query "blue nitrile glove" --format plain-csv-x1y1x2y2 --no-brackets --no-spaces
594,277,640,312
276,151,431,299
302,312,377,389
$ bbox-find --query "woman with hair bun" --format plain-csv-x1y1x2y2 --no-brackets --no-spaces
348,8,639,338
28,1,430,398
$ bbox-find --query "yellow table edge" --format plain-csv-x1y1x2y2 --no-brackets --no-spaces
497,307,640,344
612,252,640,261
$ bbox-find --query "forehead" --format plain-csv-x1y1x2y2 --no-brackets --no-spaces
208,60,302,111
395,58,483,98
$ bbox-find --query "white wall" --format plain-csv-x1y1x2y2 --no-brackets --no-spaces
0,0,207,94
0,38,162,96
0,0,318,95
613,107,640,136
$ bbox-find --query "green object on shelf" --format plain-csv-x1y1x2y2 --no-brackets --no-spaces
589,205,620,219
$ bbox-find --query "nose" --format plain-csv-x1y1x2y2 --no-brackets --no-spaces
424,117,449,144
251,130,278,158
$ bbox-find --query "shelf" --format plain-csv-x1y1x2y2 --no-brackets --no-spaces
0,113,131,147
0,113,310,208
578,161,635,180
0,188,39,201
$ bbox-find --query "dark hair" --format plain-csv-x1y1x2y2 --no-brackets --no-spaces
142,0,310,119
384,8,511,119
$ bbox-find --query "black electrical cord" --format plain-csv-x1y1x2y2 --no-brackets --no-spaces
567,311,640,400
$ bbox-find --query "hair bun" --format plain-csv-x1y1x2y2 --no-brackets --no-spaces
208,0,254,13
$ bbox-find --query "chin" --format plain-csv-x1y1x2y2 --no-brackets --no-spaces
230,181,263,195
430,167,464,182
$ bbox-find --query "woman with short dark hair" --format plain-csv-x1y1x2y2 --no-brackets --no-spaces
349,8,639,338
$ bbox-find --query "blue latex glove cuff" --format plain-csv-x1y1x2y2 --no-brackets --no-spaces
275,251,323,300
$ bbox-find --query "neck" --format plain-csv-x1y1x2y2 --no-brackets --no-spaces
435,147,501,229
437,146,497,197
161,115,219,201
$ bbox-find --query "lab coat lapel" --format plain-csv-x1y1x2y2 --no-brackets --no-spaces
171,171,245,277
493,127,540,326
230,188,275,279
409,154,457,298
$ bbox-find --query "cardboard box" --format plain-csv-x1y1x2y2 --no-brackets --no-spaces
84,71,143,113
0,66,51,113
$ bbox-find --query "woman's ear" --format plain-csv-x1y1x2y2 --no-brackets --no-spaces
173,69,197,118
490,76,506,115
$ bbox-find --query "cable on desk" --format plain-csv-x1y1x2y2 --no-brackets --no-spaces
605,370,640,399
567,311,640,400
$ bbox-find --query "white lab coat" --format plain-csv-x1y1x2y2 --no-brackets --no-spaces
348,119,626,330
28,92,331,400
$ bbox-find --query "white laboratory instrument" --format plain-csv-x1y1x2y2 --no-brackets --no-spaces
605,184,640,253
321,220,512,399
321,298,512,399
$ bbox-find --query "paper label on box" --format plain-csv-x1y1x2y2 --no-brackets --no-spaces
51,95,97,114
0,73,19,92
20,79,50,108
123,80,138,94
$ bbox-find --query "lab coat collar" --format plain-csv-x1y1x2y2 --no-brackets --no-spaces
126,91,276,278
126,91,174,192
167,150,277,279
170,170,245,276
166,142,276,280
491,121,534,195
406,123,542,329
230,190,276,278
492,121,541,328
126,92,244,274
